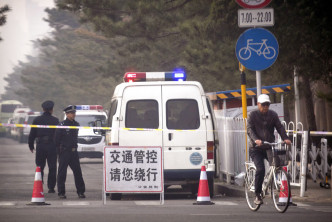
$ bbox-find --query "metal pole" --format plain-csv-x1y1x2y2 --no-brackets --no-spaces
241,72,247,119
300,131,308,197
256,71,262,96
223,100,227,117
103,155,106,205
240,72,248,161
294,66,301,126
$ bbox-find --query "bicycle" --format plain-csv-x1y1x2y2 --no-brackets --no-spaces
238,39,276,60
244,141,291,213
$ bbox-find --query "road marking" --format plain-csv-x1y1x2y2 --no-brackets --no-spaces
297,203,332,213
190,214,231,216
134,201,162,205
0,202,15,206
63,201,90,206
214,201,238,206
311,207,332,213
296,203,310,207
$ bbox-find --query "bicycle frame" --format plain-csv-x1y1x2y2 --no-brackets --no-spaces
245,39,268,55
245,161,278,197
261,165,277,197
239,39,276,60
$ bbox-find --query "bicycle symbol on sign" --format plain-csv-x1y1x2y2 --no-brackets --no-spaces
239,39,276,60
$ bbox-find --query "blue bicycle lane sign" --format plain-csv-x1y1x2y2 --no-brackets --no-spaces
236,28,279,71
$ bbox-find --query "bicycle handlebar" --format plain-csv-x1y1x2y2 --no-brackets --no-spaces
262,141,285,146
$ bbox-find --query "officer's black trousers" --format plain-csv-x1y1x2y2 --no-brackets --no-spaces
57,150,85,195
249,148,273,196
35,143,57,190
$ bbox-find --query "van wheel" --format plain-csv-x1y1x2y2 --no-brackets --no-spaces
208,176,214,198
110,193,122,200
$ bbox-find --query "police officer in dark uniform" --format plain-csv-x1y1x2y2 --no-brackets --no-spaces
28,100,59,193
55,105,85,199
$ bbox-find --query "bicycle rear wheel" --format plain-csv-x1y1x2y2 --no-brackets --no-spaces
271,167,290,213
245,167,260,211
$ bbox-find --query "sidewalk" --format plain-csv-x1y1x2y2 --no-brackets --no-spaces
214,178,332,203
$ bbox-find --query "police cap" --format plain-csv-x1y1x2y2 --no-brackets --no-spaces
41,100,54,110
64,105,76,113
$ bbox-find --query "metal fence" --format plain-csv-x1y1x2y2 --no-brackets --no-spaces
216,117,247,183
215,116,332,191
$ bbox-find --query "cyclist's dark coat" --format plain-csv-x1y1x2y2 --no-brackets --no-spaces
247,109,289,149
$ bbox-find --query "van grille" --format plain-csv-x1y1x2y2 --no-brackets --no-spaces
78,136,102,144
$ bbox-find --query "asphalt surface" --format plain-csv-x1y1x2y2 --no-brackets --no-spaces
214,175,332,204
1,137,332,222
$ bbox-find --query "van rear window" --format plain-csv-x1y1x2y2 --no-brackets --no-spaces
166,99,200,130
125,100,159,129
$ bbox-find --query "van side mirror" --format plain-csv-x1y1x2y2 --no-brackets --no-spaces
93,120,106,136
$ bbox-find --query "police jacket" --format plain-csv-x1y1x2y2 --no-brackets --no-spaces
28,112,59,150
247,109,289,149
54,118,79,154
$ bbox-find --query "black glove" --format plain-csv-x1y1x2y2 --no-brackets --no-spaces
29,145,34,152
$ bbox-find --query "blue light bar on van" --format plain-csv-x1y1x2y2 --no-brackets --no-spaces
76,105,103,110
124,72,187,82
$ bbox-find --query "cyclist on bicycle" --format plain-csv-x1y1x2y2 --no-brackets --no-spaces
247,94,291,205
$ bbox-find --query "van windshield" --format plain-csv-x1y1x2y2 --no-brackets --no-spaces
167,99,200,130
76,115,107,127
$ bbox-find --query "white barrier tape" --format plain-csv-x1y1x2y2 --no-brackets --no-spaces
0,123,111,130
0,122,246,133
3,122,331,135
286,130,332,136
309,131,332,136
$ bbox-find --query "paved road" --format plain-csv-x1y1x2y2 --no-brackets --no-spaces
1,137,332,222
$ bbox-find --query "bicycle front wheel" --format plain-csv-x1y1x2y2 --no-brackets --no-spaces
271,167,290,213
245,167,260,211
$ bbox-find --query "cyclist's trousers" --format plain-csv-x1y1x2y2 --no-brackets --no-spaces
249,148,272,196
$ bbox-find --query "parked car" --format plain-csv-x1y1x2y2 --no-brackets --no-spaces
22,111,41,143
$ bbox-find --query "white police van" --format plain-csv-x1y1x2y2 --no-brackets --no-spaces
11,107,31,142
22,111,41,143
71,105,107,158
105,71,219,199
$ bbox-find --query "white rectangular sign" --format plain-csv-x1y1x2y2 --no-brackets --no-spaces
104,146,163,193
238,8,274,27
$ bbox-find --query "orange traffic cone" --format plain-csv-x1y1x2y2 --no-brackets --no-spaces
193,166,214,205
27,166,50,205
278,166,296,206
283,166,297,206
